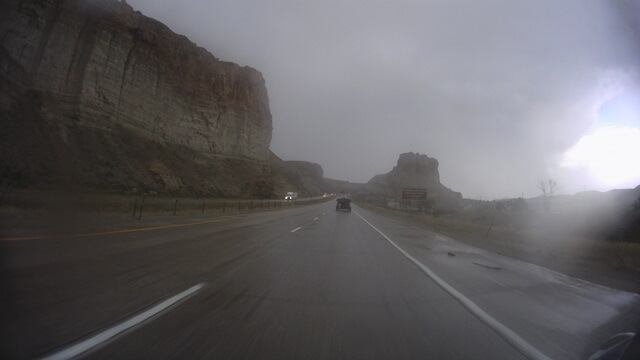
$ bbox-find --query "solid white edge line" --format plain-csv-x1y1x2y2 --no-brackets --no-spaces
290,227,302,233
353,210,550,360
41,283,205,360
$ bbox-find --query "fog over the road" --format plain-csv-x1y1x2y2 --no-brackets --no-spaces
126,0,640,199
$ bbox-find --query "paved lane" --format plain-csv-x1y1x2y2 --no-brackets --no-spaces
85,203,525,359
352,205,640,359
2,202,638,359
3,205,326,359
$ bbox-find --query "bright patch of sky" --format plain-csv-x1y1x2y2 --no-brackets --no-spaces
558,82,640,192
561,126,640,190
597,87,640,128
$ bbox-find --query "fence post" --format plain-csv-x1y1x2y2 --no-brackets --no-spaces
138,195,146,220
223,201,226,212
173,199,178,215
202,201,205,214
132,198,138,218
485,218,495,238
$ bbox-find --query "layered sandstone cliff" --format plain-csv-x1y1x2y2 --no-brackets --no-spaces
0,0,278,196
1,0,271,160
269,155,331,197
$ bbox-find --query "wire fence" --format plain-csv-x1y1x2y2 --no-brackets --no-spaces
0,189,332,219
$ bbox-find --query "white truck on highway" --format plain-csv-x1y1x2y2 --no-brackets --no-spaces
284,192,298,201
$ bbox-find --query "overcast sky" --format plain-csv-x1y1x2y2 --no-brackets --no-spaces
127,0,640,199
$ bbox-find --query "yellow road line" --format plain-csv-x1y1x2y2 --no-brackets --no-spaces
1,217,241,242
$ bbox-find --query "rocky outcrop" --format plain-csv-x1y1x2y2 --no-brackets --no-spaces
285,161,324,180
0,0,276,195
269,154,330,197
1,0,271,160
365,152,463,211
324,178,364,195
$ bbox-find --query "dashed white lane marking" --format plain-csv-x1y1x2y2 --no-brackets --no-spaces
353,210,550,360
314,217,319,221
290,227,302,233
41,283,205,360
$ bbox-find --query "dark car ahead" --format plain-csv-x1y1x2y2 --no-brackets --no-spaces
336,197,351,212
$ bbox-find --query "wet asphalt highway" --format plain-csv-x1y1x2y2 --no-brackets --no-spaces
2,202,639,359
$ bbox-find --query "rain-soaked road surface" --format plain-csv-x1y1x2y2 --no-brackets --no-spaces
2,202,639,359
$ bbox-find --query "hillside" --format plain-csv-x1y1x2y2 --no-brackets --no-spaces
269,154,331,197
525,186,640,213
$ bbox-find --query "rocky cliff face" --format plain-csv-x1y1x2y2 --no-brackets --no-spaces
1,0,271,160
365,152,463,210
0,0,276,196
269,155,330,197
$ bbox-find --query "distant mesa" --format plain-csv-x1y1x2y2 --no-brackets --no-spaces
364,152,463,211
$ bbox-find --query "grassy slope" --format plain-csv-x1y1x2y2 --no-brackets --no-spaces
359,202,640,294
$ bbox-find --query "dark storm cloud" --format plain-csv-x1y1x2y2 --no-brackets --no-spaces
127,0,640,198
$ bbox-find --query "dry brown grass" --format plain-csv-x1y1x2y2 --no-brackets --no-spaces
596,242,640,272
0,190,333,221
359,202,640,275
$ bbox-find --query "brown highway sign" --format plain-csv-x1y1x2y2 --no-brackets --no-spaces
401,188,427,200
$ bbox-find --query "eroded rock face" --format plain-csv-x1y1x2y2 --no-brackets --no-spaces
269,154,329,197
0,0,272,161
366,152,463,210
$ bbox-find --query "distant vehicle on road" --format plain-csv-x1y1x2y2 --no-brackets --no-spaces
336,197,351,212
284,192,298,201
